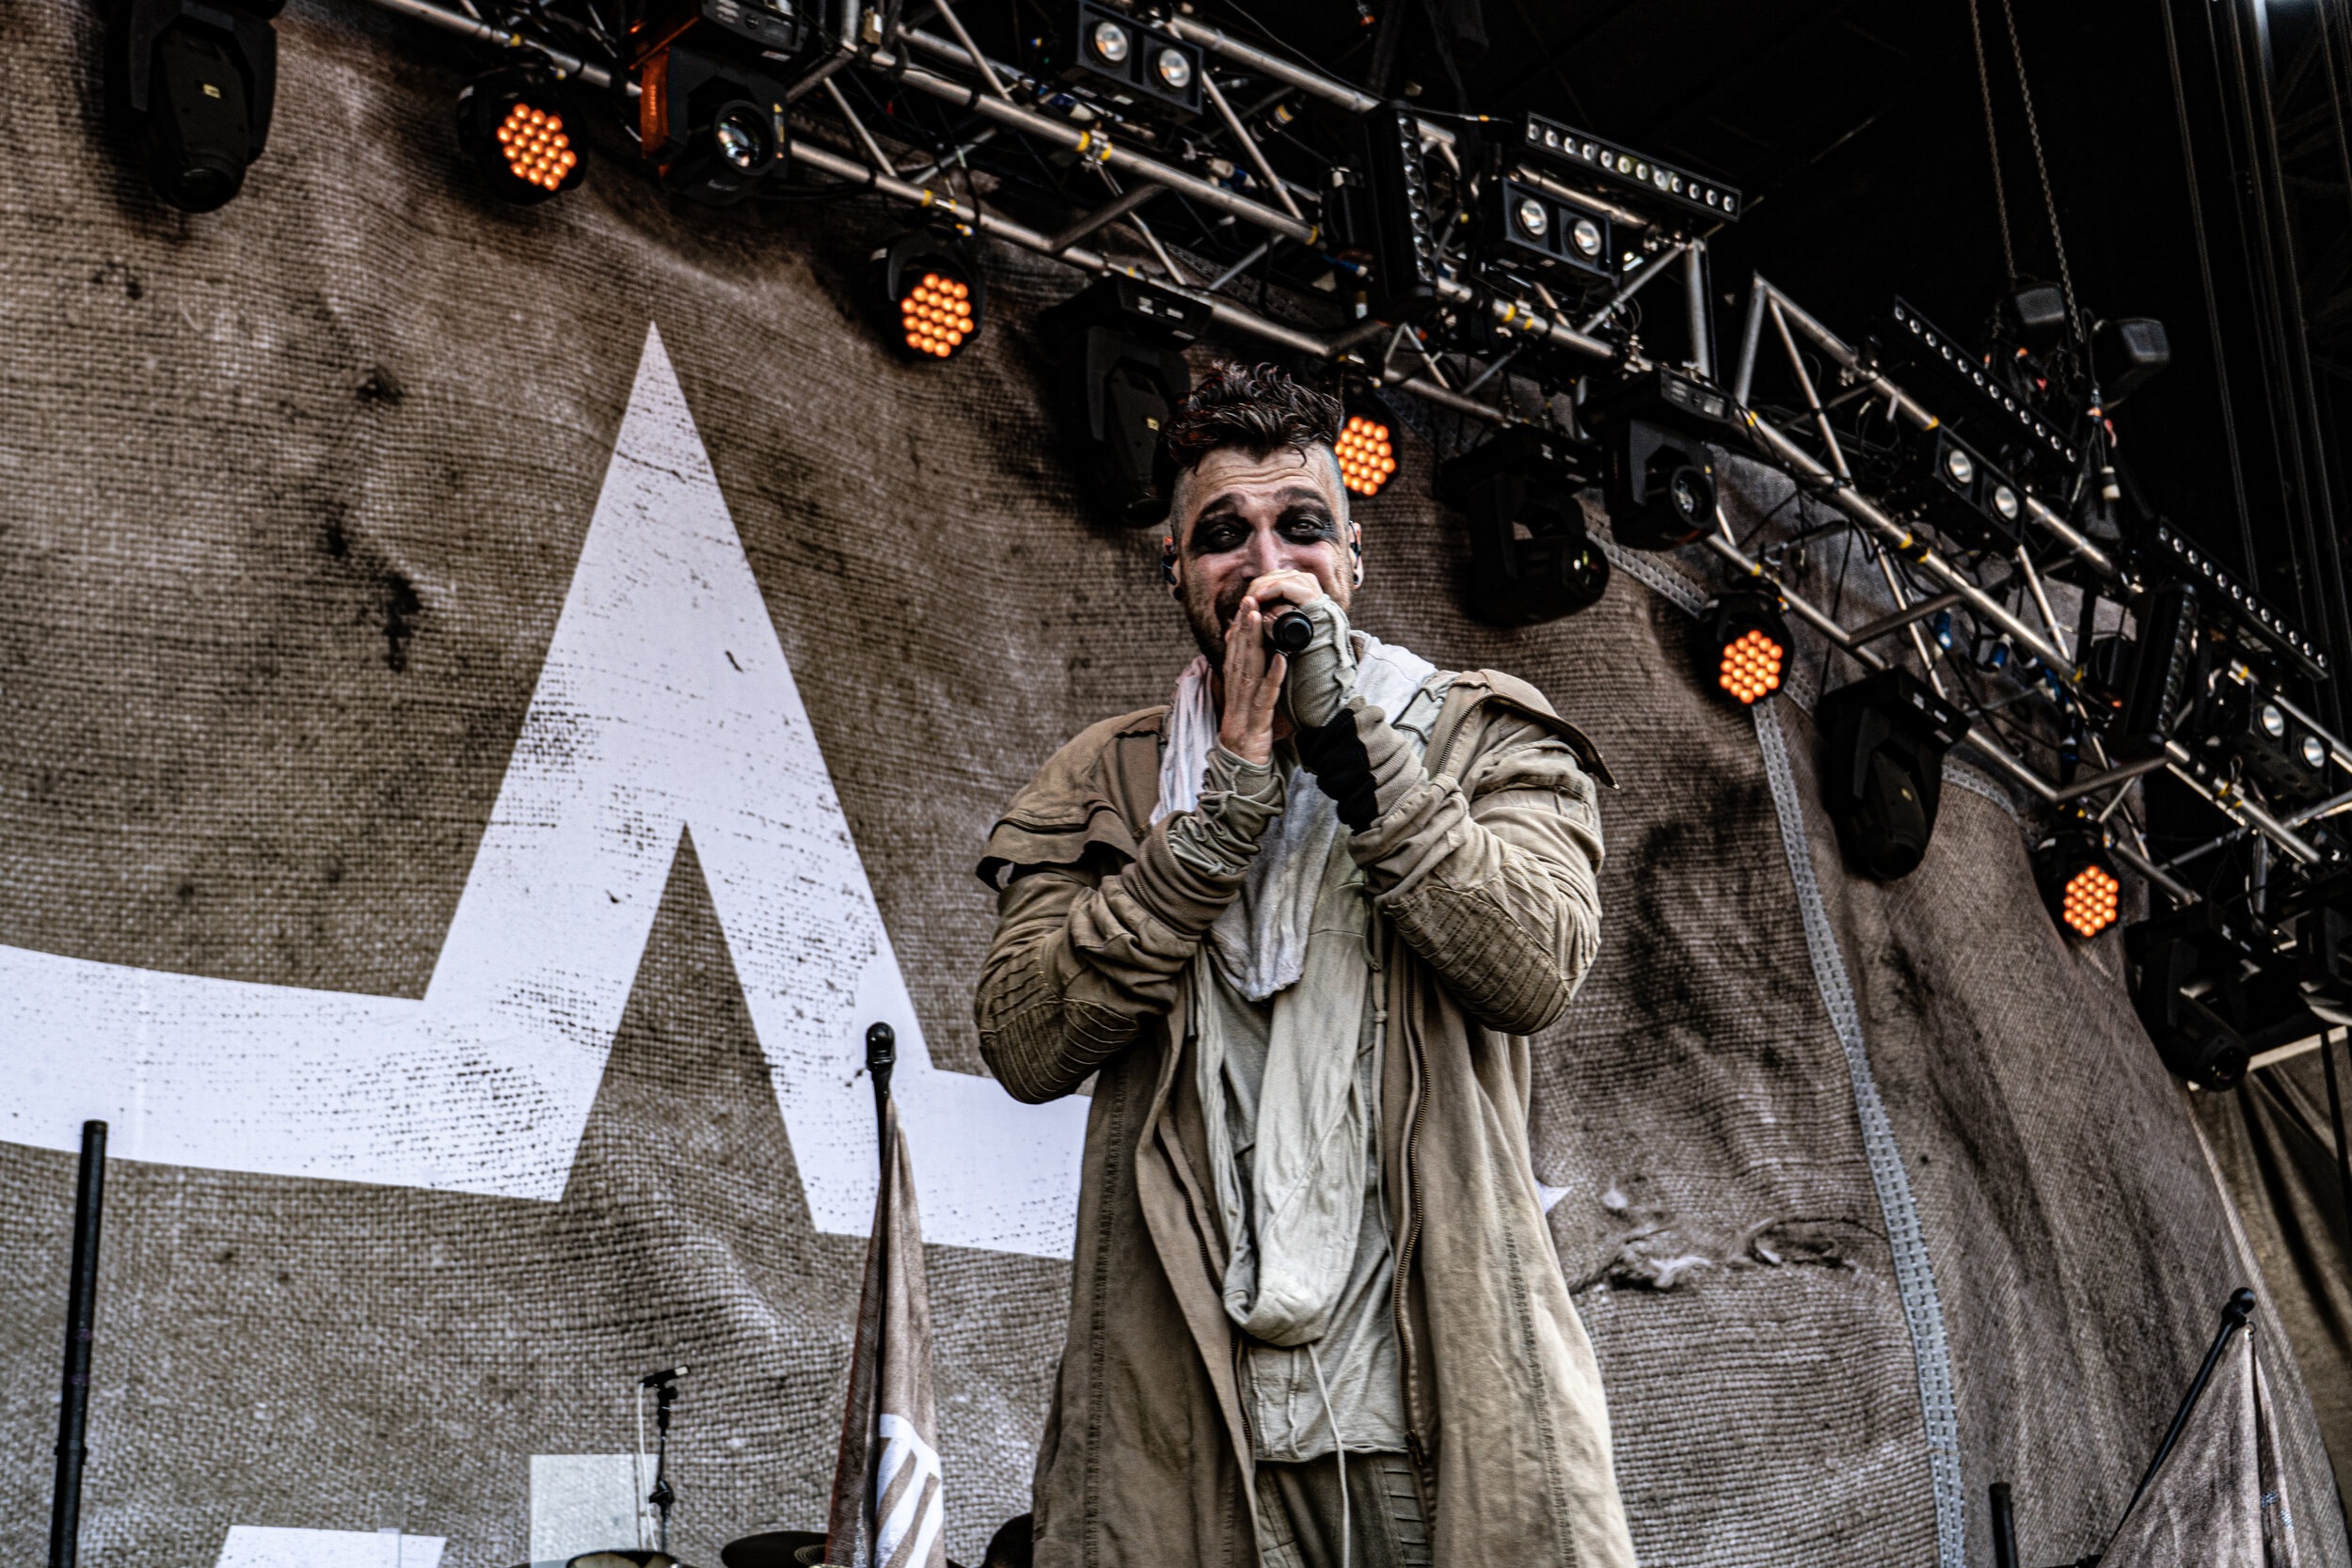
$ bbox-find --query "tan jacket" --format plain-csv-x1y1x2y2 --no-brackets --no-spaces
975,670,1636,1568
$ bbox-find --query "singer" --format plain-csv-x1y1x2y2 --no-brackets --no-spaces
975,364,1632,1568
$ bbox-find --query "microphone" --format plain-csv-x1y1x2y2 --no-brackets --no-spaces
639,1365,689,1388
1265,610,1313,656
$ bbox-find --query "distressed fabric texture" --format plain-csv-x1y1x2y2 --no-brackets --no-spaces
2100,1324,2298,1567
2195,1050,2352,1511
0,5,2344,1568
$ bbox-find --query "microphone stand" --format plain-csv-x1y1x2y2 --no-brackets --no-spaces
866,1022,897,1156
48,1121,107,1568
1987,1287,2261,1568
648,1383,678,1557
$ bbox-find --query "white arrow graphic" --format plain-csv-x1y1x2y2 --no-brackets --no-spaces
0,324,1087,1259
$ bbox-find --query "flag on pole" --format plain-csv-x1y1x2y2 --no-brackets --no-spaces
824,1025,947,1568
2100,1306,2299,1568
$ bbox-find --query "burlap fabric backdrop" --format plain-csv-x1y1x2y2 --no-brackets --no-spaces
0,5,2344,1565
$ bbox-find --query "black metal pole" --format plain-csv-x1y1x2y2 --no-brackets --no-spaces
2322,1028,2352,1250
1990,1481,2020,1568
866,1022,898,1162
49,1119,108,1568
2126,1287,2258,1515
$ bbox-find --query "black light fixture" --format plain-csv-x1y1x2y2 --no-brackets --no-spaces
457,66,583,204
1884,427,2030,551
1486,178,1612,290
629,0,838,58
1816,668,1972,880
1345,104,1443,323
2199,680,2339,808
1602,421,1715,550
2093,317,2170,404
2297,888,2352,1029
637,42,787,206
1038,274,1210,526
1692,585,1791,707
2143,522,2328,681
2126,906,2252,1090
1438,427,1611,626
1517,114,1740,222
1061,2,1202,120
872,229,987,362
2105,581,2203,759
1999,282,2072,352
1883,299,2078,470
106,0,278,213
1587,368,1736,551
2034,820,2122,940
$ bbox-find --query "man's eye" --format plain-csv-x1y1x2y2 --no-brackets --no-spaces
1197,526,1244,550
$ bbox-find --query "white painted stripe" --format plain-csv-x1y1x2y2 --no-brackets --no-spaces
0,324,1086,1259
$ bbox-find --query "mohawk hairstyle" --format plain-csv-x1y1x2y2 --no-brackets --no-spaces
1154,362,1344,495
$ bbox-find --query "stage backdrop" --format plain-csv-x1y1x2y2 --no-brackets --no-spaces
1,5,2345,1566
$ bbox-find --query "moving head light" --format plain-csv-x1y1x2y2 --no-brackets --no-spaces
1590,369,1739,550
107,0,278,213
1817,669,1971,880
2126,907,2250,1090
1438,427,1611,626
1041,274,1210,527
638,42,788,205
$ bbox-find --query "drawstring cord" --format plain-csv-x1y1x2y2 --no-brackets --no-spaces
1307,1342,1350,1568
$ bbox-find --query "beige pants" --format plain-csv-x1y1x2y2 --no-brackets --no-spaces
1253,1451,1432,1568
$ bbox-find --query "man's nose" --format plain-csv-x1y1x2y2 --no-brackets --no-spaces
1242,524,1292,577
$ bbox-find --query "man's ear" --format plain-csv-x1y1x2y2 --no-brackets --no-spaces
1350,521,1364,588
1162,532,1182,594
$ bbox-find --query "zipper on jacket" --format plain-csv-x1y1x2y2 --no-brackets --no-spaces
1386,931,1433,1478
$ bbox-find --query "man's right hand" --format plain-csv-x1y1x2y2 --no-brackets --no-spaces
1216,597,1287,766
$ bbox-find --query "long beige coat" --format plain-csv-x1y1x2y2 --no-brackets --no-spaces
976,670,1637,1568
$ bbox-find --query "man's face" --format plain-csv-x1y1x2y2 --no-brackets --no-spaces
1171,443,1355,662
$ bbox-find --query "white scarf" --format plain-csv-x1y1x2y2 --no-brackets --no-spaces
1152,632,1438,1001
1152,631,1439,1347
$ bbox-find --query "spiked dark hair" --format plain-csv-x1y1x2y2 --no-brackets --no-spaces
1154,361,1344,497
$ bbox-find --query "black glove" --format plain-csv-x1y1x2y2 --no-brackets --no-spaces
1294,705,1381,831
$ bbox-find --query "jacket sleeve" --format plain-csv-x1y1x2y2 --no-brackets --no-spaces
977,751,1282,1103
1340,703,1606,1036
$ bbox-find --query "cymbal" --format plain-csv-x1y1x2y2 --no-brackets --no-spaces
720,1532,828,1568
716,1530,964,1568
569,1553,692,1568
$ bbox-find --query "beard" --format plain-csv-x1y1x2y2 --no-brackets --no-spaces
1184,575,1253,663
